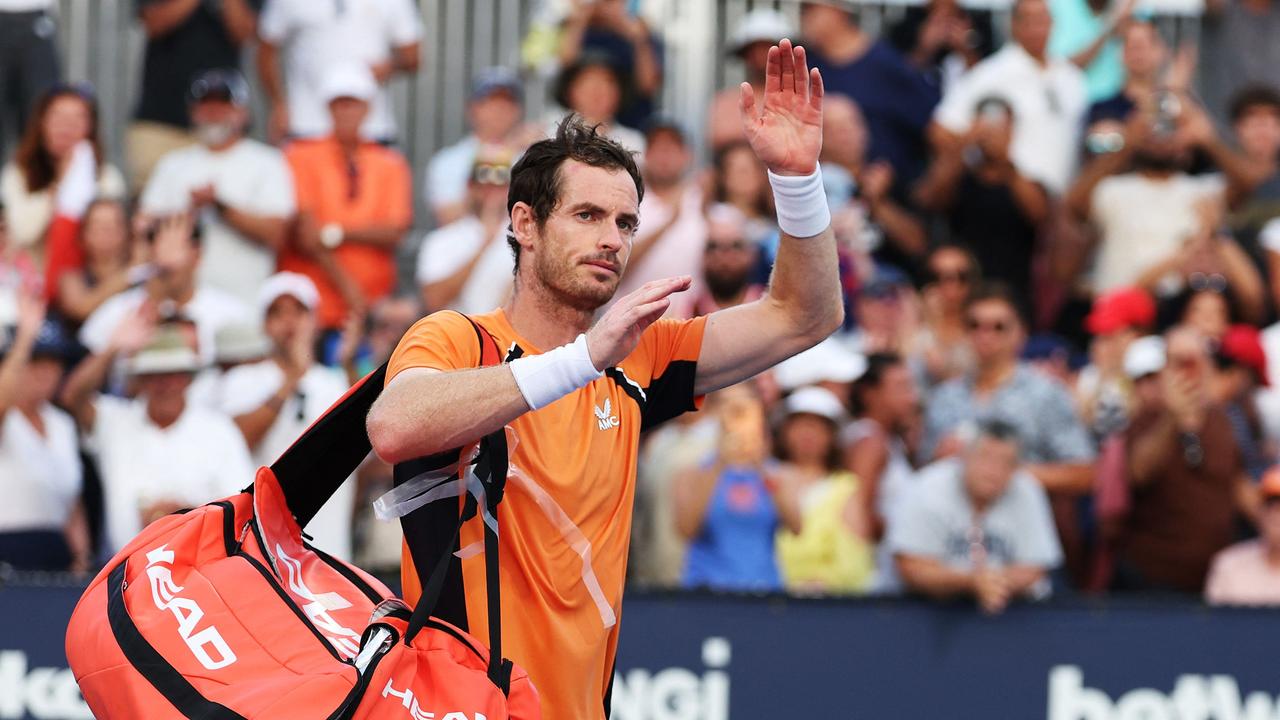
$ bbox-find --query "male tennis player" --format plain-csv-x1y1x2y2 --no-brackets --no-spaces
368,39,840,718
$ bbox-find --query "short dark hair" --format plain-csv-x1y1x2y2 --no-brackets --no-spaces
505,115,643,271
1229,84,1280,124
965,281,1028,329
850,352,904,416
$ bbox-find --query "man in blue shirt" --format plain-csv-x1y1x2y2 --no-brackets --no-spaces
801,0,940,189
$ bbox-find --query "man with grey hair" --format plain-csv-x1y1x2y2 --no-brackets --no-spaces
888,418,1063,613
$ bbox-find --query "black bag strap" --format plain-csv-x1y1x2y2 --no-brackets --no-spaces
396,313,513,694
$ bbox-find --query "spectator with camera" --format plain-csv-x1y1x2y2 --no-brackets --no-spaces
217,273,355,559
1115,325,1248,593
257,0,421,144
1067,94,1265,318
415,150,514,316
0,289,88,572
889,419,1063,613
425,68,533,227
140,70,294,308
78,213,247,369
674,382,802,593
932,0,1086,195
61,318,253,556
280,64,412,359
128,0,262,189
915,95,1049,312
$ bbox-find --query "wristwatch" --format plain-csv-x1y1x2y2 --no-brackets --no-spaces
320,223,344,250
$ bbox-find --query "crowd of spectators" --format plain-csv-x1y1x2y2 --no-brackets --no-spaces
4,0,1280,614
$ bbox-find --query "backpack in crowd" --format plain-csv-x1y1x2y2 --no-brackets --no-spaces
64,316,540,719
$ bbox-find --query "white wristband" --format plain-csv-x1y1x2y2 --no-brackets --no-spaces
768,168,831,238
508,333,603,410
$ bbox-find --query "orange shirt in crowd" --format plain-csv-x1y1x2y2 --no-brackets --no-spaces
387,308,707,720
280,137,412,328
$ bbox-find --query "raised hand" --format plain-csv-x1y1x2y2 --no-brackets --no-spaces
739,38,825,177
585,275,691,370
109,303,158,355
14,289,47,342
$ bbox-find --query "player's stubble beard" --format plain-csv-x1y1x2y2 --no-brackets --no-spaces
533,230,624,313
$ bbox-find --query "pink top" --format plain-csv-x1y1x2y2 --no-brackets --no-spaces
1204,540,1280,606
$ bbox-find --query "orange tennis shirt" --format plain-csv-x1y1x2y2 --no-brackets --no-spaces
386,308,707,719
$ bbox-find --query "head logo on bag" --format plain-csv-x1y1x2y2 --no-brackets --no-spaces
382,678,487,720
144,545,237,671
274,543,363,657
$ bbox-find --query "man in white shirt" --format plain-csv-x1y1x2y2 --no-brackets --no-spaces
218,272,356,559
61,322,254,556
140,70,295,306
257,0,422,143
426,67,534,227
931,0,1087,194
80,212,248,368
415,151,515,315
613,119,706,300
888,419,1063,613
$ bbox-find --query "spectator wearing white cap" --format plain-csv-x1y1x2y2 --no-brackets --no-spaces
415,149,515,316
218,272,355,559
707,8,794,151
280,63,412,351
257,0,421,143
774,386,874,595
426,67,537,227
61,320,254,556
139,69,295,307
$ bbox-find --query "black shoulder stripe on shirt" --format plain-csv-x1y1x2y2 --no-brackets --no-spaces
606,367,649,414
639,359,699,432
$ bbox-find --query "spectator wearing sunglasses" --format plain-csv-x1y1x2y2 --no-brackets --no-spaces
415,149,515,317
672,204,764,319
139,70,294,308
922,283,1096,502
1,84,125,262
912,245,978,386
280,64,412,361
915,96,1048,313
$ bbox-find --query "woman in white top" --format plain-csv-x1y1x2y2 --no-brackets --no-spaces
843,352,920,590
0,292,87,571
0,84,126,263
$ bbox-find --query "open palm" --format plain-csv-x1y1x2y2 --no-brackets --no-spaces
740,38,825,176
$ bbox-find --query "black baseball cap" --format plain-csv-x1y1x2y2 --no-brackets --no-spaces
188,69,250,106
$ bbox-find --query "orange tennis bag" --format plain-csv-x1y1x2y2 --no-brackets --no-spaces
65,319,540,719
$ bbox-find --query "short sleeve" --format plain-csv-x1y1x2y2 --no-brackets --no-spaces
249,151,296,216
385,311,483,384
933,70,978,133
1041,383,1096,462
1012,475,1064,568
630,316,707,430
386,0,423,46
219,365,282,417
258,0,295,44
138,154,184,214
1088,175,1121,226
415,225,474,285
426,144,472,209
885,483,947,559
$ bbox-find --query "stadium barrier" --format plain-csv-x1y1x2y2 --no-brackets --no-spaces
6,578,1277,720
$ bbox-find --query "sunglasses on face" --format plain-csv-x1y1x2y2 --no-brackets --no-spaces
1188,271,1227,293
471,163,512,186
966,317,1010,334
929,268,973,285
705,239,749,254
